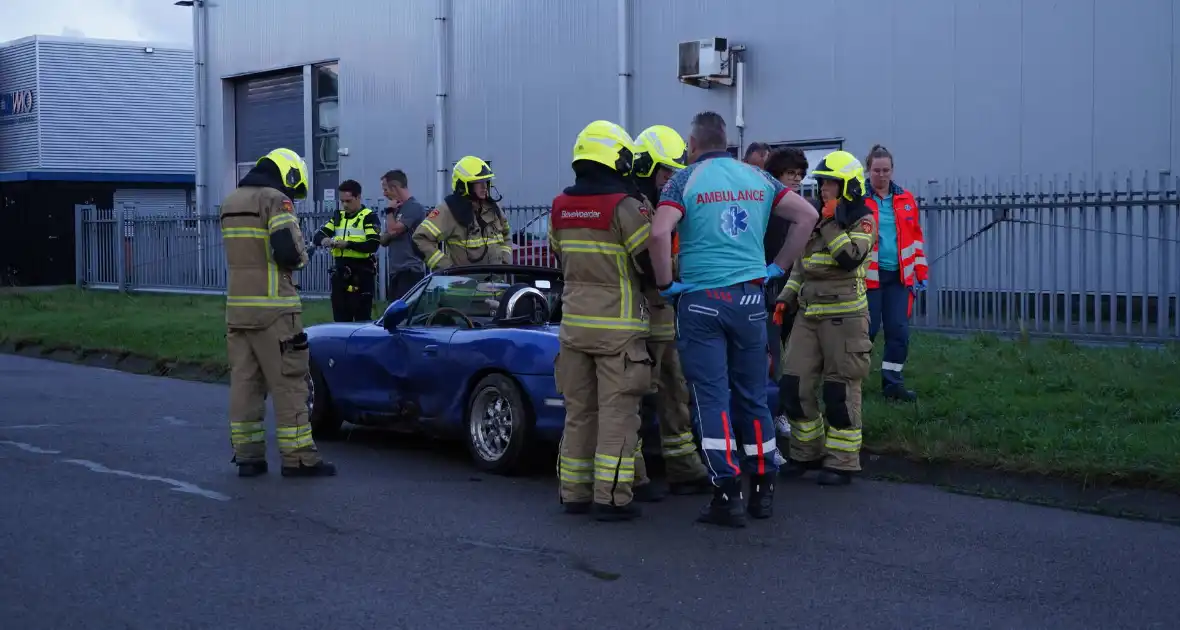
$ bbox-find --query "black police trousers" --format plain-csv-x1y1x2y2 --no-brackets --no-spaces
330,263,376,322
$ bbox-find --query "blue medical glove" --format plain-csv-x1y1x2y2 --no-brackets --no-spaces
911,279,928,294
659,282,695,299
765,262,786,282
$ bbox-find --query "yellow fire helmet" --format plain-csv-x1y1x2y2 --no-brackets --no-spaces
452,156,495,196
632,125,688,179
811,150,866,201
258,148,309,199
571,120,636,175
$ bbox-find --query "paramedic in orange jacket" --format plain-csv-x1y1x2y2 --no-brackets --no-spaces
863,145,927,402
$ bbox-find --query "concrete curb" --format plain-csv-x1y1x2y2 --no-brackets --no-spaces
4,339,1179,525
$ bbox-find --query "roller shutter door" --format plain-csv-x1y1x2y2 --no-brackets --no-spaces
114,188,190,216
234,70,304,165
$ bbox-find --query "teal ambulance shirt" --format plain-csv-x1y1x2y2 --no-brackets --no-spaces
659,151,788,291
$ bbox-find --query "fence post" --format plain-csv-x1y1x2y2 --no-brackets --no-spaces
74,204,85,288
115,204,126,293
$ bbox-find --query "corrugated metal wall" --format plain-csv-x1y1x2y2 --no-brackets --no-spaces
199,0,1179,206
0,39,40,171
36,38,195,174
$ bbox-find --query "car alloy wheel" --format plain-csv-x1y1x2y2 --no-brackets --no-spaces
469,386,514,462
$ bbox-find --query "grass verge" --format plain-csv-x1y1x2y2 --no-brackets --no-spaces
3,288,1179,491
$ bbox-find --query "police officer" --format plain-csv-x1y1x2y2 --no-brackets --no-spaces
649,111,818,528
313,179,381,322
551,120,656,522
775,150,877,486
220,148,336,478
412,156,513,271
631,125,710,497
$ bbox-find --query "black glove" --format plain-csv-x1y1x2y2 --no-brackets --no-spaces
835,179,869,227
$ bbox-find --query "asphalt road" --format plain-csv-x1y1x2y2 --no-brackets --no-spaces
1,355,1177,630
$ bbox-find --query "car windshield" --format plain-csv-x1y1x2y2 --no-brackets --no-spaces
401,269,562,328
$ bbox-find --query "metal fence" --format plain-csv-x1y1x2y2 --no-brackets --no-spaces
76,172,1180,341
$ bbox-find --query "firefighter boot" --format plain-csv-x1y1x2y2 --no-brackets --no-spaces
592,502,642,522
281,461,339,477
780,458,823,479
237,461,268,477
696,477,747,528
817,468,853,486
747,474,775,519
668,477,712,495
562,500,591,515
632,482,668,502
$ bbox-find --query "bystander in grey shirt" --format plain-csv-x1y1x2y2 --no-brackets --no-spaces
383,196,427,273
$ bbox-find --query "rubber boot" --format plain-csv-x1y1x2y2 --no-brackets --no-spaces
632,482,667,503
237,461,268,477
281,461,338,477
593,502,641,522
747,473,775,519
562,500,591,515
668,477,712,495
696,477,746,528
780,458,823,478
816,468,853,486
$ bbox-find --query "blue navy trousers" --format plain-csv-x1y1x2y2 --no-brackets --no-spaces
675,282,778,483
867,269,911,389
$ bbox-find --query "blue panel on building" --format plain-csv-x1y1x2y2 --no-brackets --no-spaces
0,171,195,183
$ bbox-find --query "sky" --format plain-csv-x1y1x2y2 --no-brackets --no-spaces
0,0,192,46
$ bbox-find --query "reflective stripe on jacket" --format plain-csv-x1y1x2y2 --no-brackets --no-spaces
220,187,307,328
321,207,380,260
863,182,928,288
549,192,652,355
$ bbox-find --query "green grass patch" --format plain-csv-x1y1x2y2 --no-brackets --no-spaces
2,288,1179,490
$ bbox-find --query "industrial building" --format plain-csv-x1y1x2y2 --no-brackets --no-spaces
0,35,194,286
189,0,1179,213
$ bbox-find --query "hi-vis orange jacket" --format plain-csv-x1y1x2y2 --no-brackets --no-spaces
863,181,928,290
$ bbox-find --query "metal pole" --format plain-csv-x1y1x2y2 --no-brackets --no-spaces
616,0,630,130
434,0,449,203
74,204,84,288
115,206,126,293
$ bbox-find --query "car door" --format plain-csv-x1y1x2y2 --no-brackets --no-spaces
390,325,459,420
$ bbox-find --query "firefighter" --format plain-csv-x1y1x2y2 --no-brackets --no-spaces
220,148,336,478
551,120,656,522
313,179,381,322
630,124,710,497
775,150,877,486
412,156,513,271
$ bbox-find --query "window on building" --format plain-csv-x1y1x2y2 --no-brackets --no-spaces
312,62,340,208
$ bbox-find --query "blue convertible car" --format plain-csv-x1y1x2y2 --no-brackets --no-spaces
305,264,780,474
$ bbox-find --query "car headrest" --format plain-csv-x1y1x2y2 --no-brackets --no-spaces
494,283,550,327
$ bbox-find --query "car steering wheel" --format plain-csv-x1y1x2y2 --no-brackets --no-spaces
425,307,476,330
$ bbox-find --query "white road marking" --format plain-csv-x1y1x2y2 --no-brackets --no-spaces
160,416,189,426
0,440,230,502
0,424,57,430
0,440,62,454
62,459,230,502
